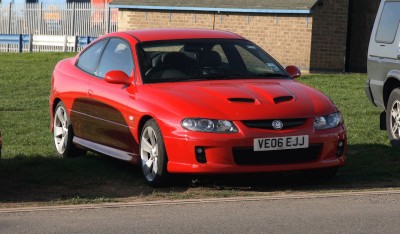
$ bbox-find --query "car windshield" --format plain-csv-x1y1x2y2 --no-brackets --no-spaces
137,39,288,84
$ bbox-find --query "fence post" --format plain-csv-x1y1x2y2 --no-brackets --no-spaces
63,35,67,52
7,3,12,52
71,2,76,36
74,36,78,52
18,34,23,53
8,3,12,34
107,4,112,33
28,34,33,52
38,2,43,34
105,4,110,34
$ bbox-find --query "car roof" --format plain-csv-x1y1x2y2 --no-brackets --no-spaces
123,28,244,42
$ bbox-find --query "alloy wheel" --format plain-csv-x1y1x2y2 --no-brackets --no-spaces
390,100,400,139
54,105,69,154
140,126,159,182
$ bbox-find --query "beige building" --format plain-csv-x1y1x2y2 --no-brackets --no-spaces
111,0,350,72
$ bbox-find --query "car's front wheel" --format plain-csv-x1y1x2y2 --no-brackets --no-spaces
140,119,169,187
53,102,85,158
386,88,400,147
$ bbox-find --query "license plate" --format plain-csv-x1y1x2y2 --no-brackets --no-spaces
254,135,309,151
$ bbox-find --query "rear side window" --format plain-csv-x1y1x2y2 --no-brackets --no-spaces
77,39,107,75
375,1,400,44
96,38,134,78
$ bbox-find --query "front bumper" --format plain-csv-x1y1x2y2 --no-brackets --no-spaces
163,120,346,174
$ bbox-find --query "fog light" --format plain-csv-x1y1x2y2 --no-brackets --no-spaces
336,140,345,156
195,146,206,163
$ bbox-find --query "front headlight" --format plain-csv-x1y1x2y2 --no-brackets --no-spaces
314,112,343,129
181,118,238,133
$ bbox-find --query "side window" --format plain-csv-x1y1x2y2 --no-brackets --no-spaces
76,39,108,75
376,2,400,44
96,38,134,78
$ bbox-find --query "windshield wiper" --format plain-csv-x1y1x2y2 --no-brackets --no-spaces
195,73,248,80
148,73,289,83
179,77,216,82
253,73,289,78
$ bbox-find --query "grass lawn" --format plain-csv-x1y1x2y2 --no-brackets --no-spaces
1,53,399,207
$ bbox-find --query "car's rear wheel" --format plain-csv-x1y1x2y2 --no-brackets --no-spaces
53,102,85,158
386,88,400,147
140,119,169,187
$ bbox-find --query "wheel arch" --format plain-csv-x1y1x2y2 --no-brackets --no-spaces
137,115,154,140
52,98,62,112
383,73,400,108
136,115,170,161
50,98,62,132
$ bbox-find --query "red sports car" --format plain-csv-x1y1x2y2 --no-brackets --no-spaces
49,29,346,186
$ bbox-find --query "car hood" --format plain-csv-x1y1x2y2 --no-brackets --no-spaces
138,79,337,120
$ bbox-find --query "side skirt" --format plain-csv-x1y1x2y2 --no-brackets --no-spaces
73,137,139,164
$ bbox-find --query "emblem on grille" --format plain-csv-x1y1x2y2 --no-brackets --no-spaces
272,120,283,130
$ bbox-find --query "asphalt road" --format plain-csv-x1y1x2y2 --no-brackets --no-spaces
1,191,400,233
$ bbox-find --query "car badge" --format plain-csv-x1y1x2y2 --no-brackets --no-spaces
272,120,283,130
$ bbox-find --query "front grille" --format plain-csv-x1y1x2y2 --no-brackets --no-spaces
233,144,322,165
242,118,307,130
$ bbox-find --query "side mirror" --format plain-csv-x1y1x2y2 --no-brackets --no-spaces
104,70,132,86
285,66,301,79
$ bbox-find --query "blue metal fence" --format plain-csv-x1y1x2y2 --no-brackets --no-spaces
0,34,97,52
77,36,97,48
0,34,30,52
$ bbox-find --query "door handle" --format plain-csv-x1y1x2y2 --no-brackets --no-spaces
88,89,94,96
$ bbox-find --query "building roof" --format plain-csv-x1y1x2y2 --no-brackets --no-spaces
111,0,319,14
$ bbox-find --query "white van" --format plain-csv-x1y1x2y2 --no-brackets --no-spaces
366,0,400,146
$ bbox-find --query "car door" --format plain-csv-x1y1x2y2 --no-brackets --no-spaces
79,37,137,160
70,39,108,141
368,0,400,108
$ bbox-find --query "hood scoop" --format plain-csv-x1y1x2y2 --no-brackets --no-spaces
227,97,255,103
273,96,294,104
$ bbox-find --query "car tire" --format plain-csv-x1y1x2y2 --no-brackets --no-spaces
386,88,400,147
53,102,86,158
140,119,169,187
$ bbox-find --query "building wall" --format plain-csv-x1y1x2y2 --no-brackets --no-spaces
347,0,380,72
118,10,213,31
118,0,349,72
118,10,313,70
214,14,312,70
310,0,349,72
